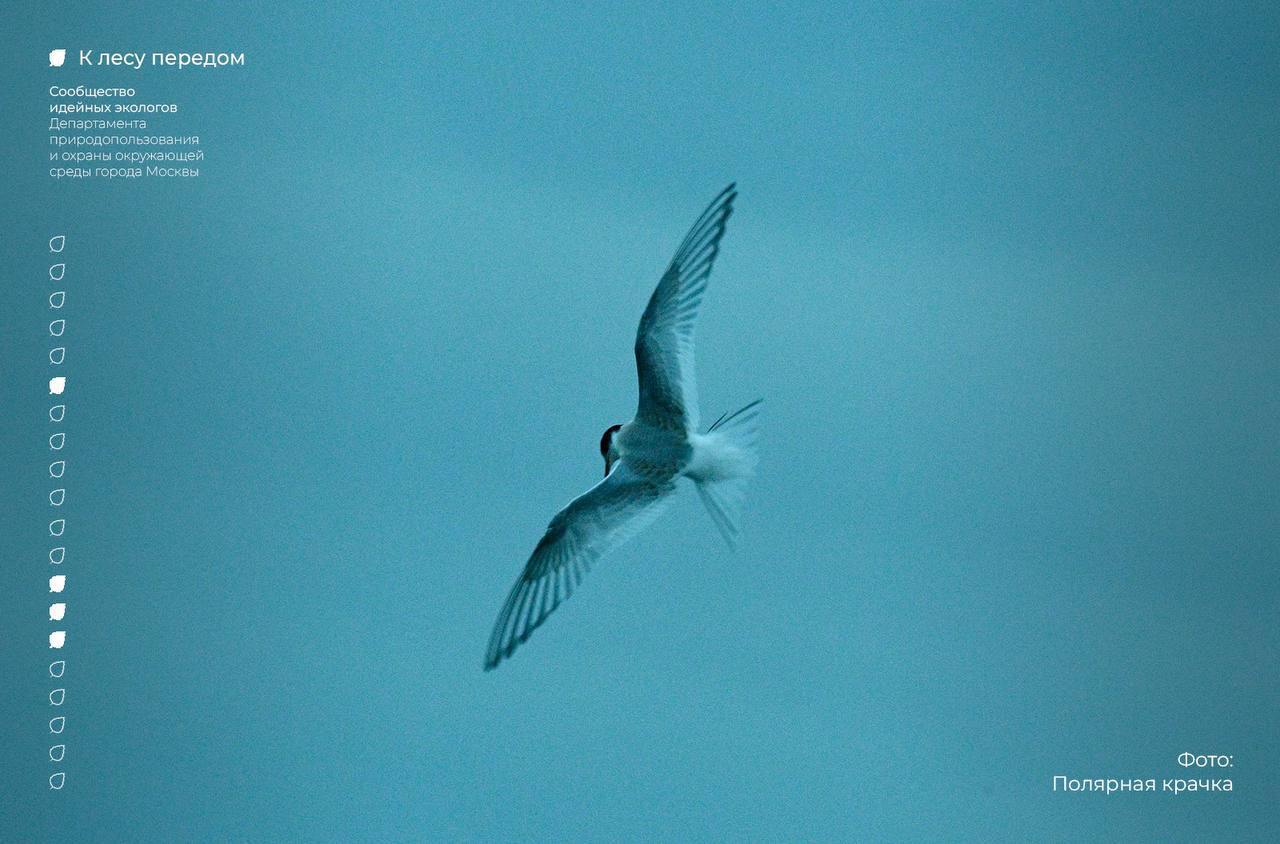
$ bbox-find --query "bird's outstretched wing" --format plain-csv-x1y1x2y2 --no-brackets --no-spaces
634,184,737,433
484,463,675,670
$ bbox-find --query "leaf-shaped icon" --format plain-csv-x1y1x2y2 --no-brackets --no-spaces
50,602,66,620
50,319,66,337
50,575,66,592
49,772,66,790
49,263,65,281
49,376,65,395
49,432,65,450
49,688,66,706
49,660,66,678
49,631,66,649
49,291,65,308
49,519,65,537
49,716,65,734
49,235,66,252
49,347,66,365
50,489,66,506
50,547,66,564
49,744,66,762
49,49,66,67
50,460,66,478
50,404,66,422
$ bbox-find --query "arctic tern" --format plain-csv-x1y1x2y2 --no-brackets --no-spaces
484,184,760,670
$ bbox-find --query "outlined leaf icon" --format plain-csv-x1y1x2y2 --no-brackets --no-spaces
50,404,66,422
49,235,66,252
50,489,66,506
49,291,65,308
49,716,65,733
50,319,66,336
50,347,66,365
49,432,65,450
49,744,66,762
50,460,66,478
49,660,66,678
49,519,65,537
49,688,66,705
50,547,66,564
49,263,65,281
49,773,65,790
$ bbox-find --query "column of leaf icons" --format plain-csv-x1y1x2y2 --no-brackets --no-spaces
48,234,68,791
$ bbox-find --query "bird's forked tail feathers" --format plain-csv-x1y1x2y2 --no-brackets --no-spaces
695,399,762,549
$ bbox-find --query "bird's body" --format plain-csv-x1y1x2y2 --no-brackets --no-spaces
484,184,760,670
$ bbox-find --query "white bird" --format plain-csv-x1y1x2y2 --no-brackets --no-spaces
484,184,761,670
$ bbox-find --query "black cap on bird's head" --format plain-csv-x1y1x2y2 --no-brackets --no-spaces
600,424,622,477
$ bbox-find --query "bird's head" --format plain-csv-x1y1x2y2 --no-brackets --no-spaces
599,424,623,477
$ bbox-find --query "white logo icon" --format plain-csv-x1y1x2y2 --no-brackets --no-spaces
50,575,66,593
50,603,66,621
49,49,66,67
49,376,65,395
49,631,66,649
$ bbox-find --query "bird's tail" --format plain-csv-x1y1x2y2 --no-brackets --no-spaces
694,399,762,549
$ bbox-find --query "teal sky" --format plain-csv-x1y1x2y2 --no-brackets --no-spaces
2,3,1277,841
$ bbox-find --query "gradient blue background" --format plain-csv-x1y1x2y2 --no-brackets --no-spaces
2,2,1277,841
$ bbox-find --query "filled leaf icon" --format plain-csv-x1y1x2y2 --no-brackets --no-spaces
50,602,66,620
50,575,66,592
49,631,66,648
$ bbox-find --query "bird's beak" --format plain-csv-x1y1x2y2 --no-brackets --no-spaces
604,456,614,477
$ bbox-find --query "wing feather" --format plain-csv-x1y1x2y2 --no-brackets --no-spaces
634,184,737,432
484,463,674,670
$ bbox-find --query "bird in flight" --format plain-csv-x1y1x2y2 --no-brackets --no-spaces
484,184,761,670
